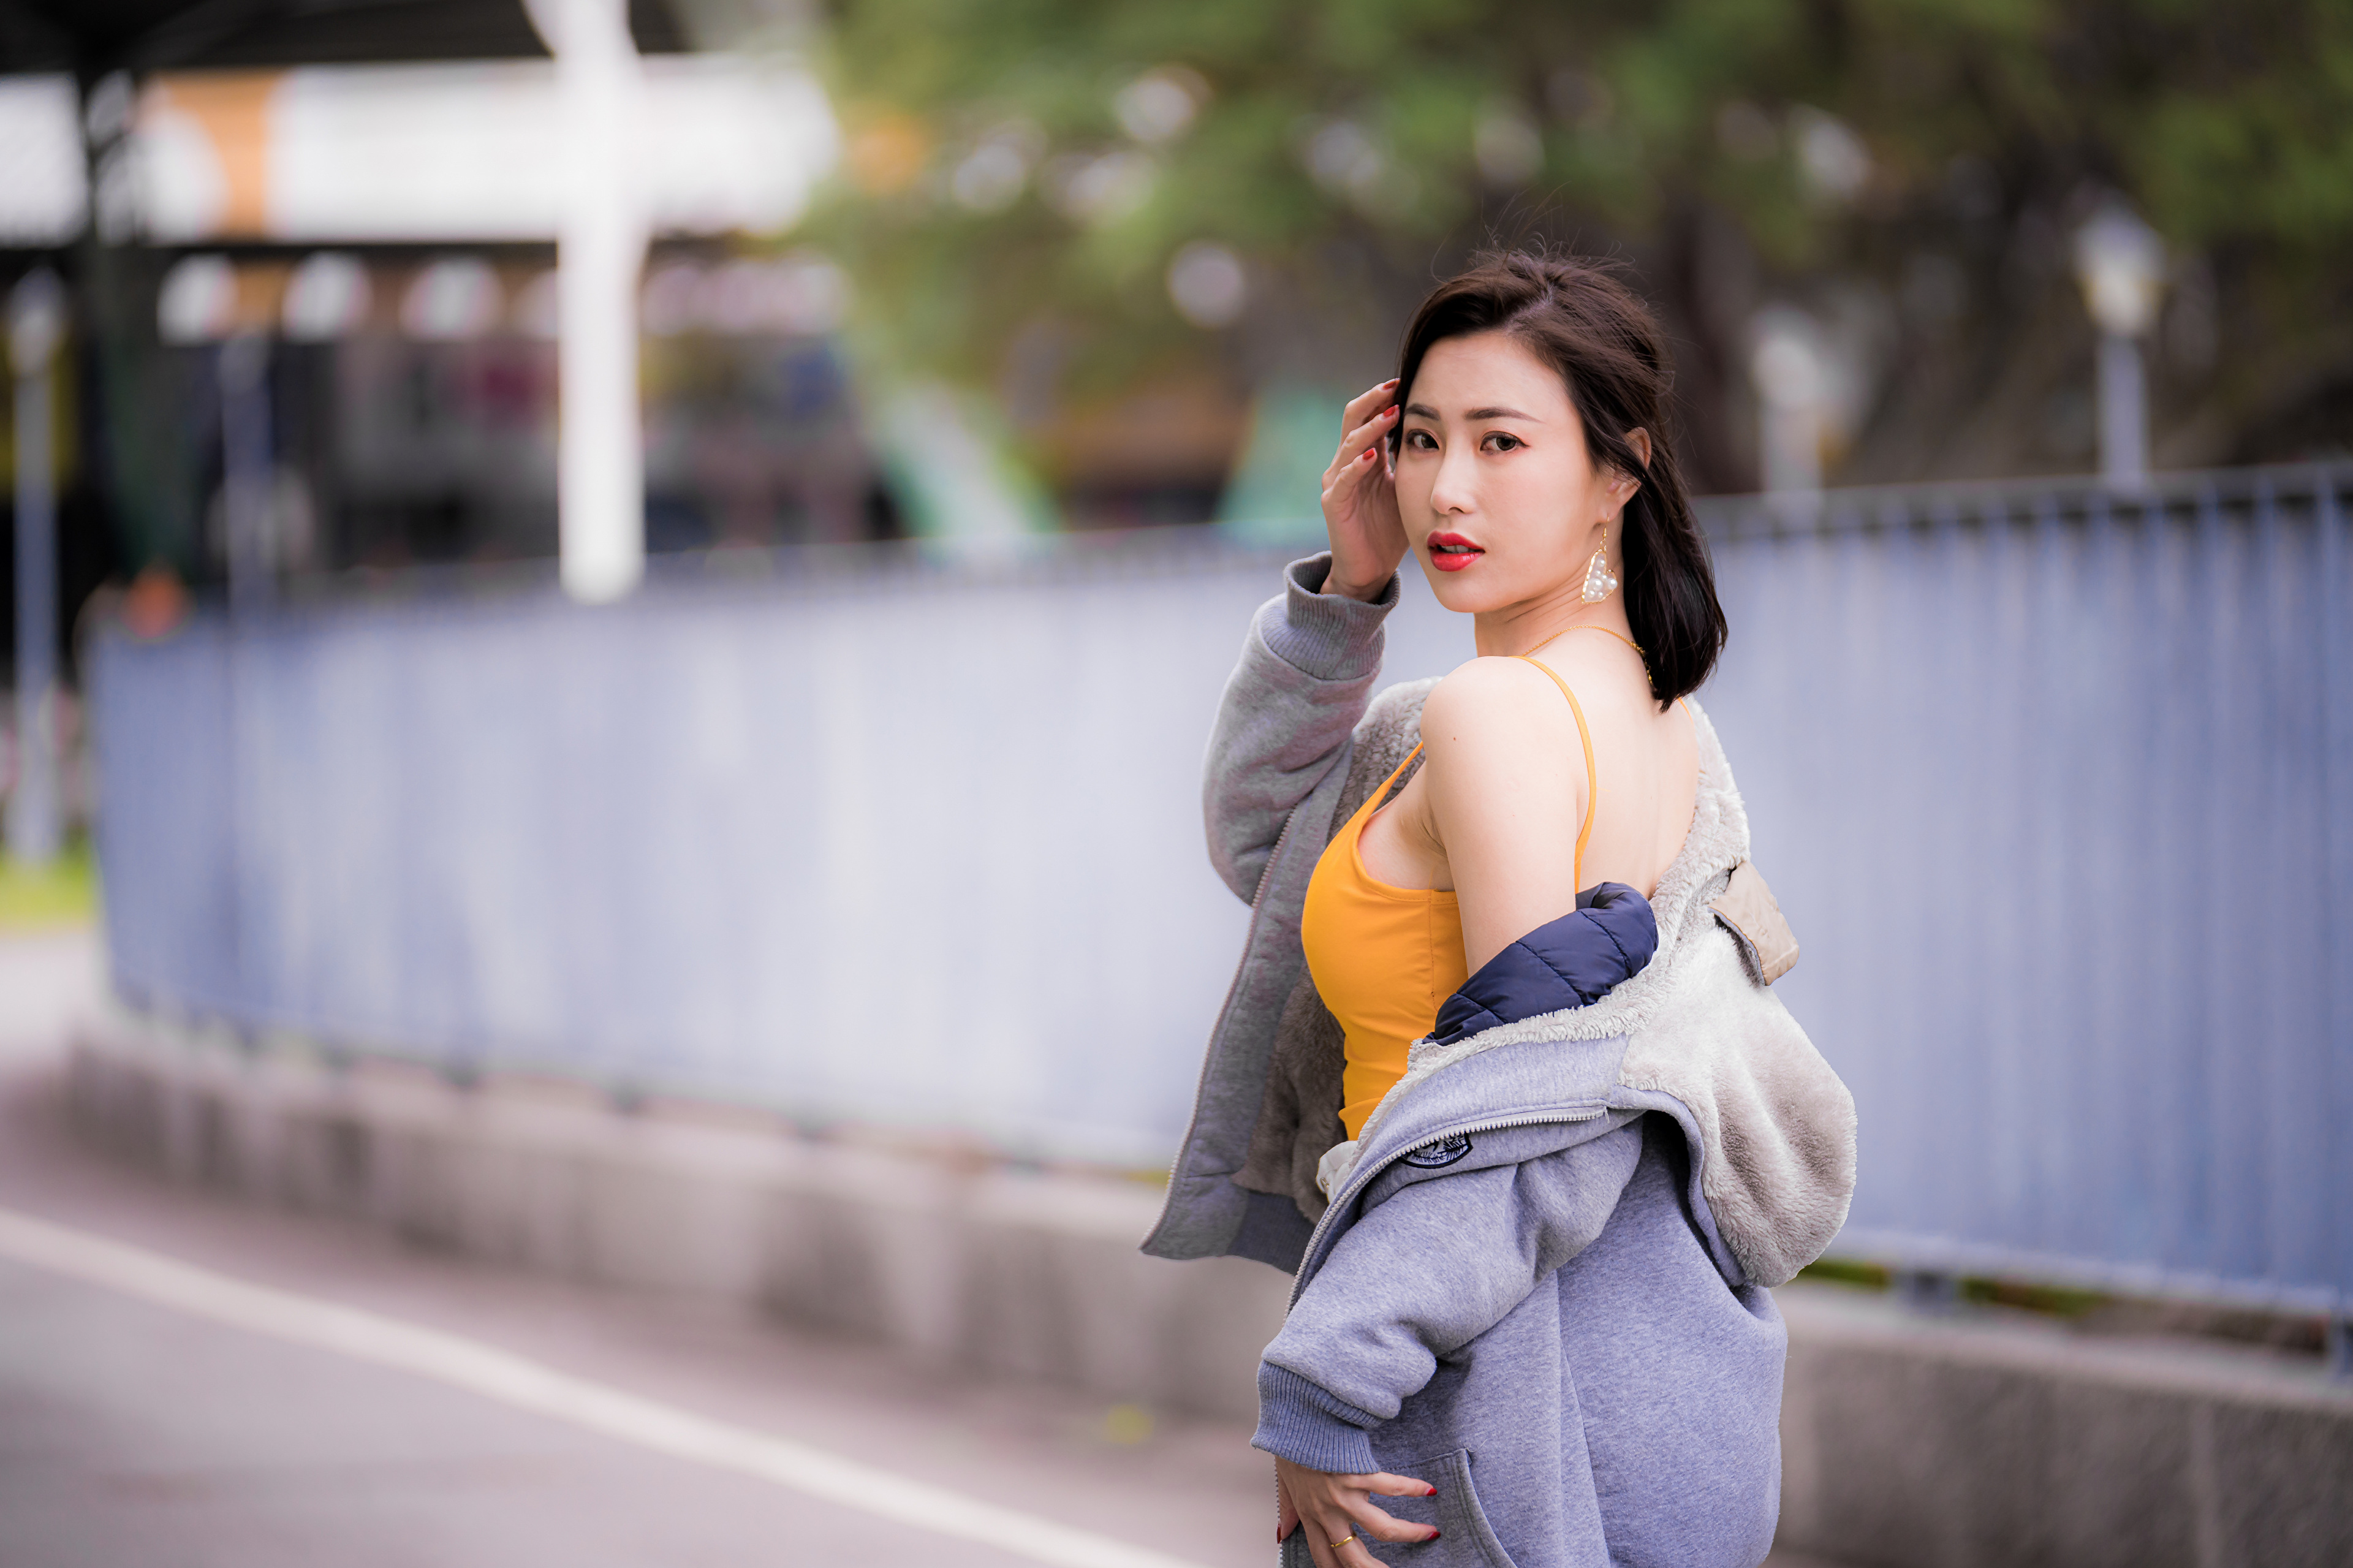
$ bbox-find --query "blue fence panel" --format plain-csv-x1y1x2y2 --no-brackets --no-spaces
88,466,2351,1312
1699,466,2351,1312
89,537,1470,1168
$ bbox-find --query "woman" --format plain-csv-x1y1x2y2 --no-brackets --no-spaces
1142,253,1857,1567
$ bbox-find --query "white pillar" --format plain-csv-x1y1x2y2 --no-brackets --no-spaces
525,0,648,604
9,270,65,867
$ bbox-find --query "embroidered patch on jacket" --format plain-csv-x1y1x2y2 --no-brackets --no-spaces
1401,1133,1473,1169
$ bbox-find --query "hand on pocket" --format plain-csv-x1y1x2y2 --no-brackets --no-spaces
1276,1453,1441,1566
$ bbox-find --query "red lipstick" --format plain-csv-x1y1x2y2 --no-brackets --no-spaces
1427,531,1483,572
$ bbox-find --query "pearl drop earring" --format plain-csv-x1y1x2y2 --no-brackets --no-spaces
1581,548,1620,603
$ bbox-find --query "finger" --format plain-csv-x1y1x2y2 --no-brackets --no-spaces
1307,1506,1363,1568
1298,1515,1336,1568
1276,1469,1299,1545
1339,379,1400,432
1324,408,1398,487
1361,1471,1440,1499
1325,1517,1389,1568
1321,449,1393,516
1341,379,1396,423
1340,1498,1439,1545
1344,406,1400,459
1324,430,1386,487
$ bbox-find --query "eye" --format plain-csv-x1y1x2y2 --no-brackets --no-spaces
1481,432,1525,453
1401,428,1438,451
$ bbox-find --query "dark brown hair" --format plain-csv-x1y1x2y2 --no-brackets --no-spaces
1392,251,1726,705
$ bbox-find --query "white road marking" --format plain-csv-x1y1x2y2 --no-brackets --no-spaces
0,1205,1217,1568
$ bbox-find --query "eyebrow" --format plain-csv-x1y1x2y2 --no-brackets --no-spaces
1400,403,1542,422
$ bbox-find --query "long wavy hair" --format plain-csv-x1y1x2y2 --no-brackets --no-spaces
1391,251,1727,705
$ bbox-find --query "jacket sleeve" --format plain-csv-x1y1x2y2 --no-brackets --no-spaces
1203,553,1400,903
1251,1121,1645,1474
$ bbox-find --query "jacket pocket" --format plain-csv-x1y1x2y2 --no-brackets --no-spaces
1425,1449,1518,1568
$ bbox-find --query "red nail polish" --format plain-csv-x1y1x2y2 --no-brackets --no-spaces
1426,1486,1439,1496
1430,1529,1443,1540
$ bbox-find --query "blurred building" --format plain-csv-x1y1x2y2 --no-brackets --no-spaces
0,0,897,643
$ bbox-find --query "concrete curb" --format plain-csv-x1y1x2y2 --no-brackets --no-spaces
67,1011,2353,1566
1776,1289,2353,1567
65,1010,1287,1422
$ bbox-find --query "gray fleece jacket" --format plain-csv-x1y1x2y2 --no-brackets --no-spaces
1142,555,1857,1568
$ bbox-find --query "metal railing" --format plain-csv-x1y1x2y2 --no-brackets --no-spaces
1699,466,2351,1317
88,463,2351,1319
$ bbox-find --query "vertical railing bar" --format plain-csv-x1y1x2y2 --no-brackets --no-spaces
1976,490,2025,1246
2315,471,2353,1355
2230,479,2281,1296
2080,486,2142,1265
2026,488,2074,1256
1897,496,1942,1260
2249,473,2324,1290
1878,493,1925,1261
2195,480,2242,1279
2145,482,2196,1276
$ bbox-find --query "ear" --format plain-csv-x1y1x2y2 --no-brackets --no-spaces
1609,429,1651,506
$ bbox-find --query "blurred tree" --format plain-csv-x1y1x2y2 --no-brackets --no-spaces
806,0,2353,489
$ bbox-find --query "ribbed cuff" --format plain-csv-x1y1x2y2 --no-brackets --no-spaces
1256,554,1399,681
1252,1363,1382,1474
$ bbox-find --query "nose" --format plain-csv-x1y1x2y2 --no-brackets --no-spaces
1428,436,1477,516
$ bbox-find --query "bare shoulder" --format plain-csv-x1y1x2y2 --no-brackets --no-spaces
1417,656,1586,778
1420,655,1572,734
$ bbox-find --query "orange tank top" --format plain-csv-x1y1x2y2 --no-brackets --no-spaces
1300,648,1606,1139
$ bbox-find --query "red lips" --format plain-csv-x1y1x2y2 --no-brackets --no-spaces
1427,531,1483,572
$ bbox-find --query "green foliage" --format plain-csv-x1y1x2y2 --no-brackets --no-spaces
0,841,97,930
1796,1257,1892,1291
808,0,2353,474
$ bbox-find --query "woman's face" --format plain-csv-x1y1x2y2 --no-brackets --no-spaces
1392,330,1635,615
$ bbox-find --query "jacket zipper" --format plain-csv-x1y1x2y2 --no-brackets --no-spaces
1289,1105,1610,1308
1145,803,1300,1245
1243,810,1294,914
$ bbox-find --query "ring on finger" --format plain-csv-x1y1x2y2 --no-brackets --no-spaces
1327,1534,1355,1549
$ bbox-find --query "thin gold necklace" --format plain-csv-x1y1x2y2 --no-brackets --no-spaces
1522,623,1644,661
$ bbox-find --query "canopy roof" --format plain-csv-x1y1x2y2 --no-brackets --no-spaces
0,0,687,75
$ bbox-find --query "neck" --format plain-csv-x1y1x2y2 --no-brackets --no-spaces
1471,585,1635,659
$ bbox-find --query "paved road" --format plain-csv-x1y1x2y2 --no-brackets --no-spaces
0,931,1828,1568
0,931,1273,1568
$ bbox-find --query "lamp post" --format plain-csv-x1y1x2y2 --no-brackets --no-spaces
1751,307,1826,511
2072,202,2166,490
7,270,66,867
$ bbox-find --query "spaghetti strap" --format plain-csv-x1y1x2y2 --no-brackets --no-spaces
1513,656,1600,888
1358,743,1423,823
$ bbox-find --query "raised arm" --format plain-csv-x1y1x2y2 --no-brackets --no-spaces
1201,555,1398,901
1204,379,1414,903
